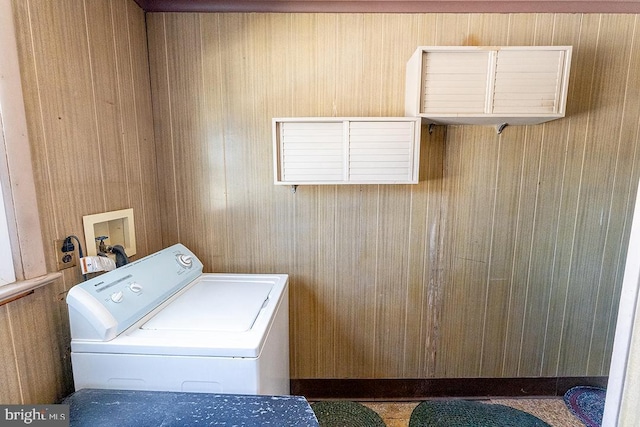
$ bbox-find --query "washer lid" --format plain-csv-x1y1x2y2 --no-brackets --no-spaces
141,279,273,332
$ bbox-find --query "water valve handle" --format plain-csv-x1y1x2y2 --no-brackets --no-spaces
95,236,109,253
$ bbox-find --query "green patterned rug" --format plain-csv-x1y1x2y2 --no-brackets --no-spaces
409,399,551,427
311,401,386,427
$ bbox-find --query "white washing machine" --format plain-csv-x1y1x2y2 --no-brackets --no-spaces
66,243,289,395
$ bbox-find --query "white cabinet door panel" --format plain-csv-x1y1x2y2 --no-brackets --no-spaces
274,118,421,185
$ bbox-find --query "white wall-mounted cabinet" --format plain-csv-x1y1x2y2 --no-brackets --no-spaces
405,46,572,126
273,117,421,185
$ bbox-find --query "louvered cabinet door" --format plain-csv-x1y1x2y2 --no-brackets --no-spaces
275,121,345,183
492,49,568,115
348,121,418,183
273,118,421,185
422,51,490,114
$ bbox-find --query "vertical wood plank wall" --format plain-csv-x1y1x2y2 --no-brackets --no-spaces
1,0,161,403
147,12,640,379
3,4,640,404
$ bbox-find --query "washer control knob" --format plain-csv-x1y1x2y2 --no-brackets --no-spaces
177,254,193,268
129,282,143,293
110,291,124,303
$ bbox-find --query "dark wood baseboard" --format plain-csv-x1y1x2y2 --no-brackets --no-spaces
291,377,608,400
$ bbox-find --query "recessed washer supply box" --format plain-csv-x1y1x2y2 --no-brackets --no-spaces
83,208,136,257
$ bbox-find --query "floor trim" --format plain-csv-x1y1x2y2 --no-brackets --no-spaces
291,377,608,400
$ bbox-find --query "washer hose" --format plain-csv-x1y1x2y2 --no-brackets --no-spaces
110,245,129,268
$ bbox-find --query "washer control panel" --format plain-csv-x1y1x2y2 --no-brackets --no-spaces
67,243,204,341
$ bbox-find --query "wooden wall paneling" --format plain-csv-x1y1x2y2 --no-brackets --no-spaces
9,0,57,275
199,14,230,271
247,14,293,274
160,13,204,253
84,1,128,211
286,14,318,116
259,18,298,276
131,0,163,256
290,189,318,378
412,14,438,47
333,14,364,116
490,17,558,378
504,125,547,377
314,186,338,377
264,14,322,376
330,16,379,378
278,13,317,378
576,14,640,376
439,14,511,377
0,305,22,403
540,13,597,376
602,15,640,374
373,185,412,377
403,134,434,376
434,14,471,45
355,14,405,376
596,15,640,375
480,13,533,377
417,126,446,377
12,0,100,271
407,14,441,376
479,126,529,377
524,119,575,377
218,14,274,272
467,13,511,46
8,286,68,403
431,14,472,376
282,14,338,377
47,282,74,400
405,14,439,378
333,185,380,377
145,12,640,381
229,15,269,273
360,14,381,116
505,13,546,44
147,14,180,247
367,15,422,377
433,14,479,377
438,126,497,377
525,13,582,378
112,0,142,242
380,14,418,115
112,0,162,257
264,14,292,119
558,14,636,376
6,0,158,403
28,0,105,222
498,13,557,377
434,125,463,376
307,14,340,377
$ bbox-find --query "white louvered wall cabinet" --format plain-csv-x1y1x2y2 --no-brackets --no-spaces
273,117,421,185
405,46,572,126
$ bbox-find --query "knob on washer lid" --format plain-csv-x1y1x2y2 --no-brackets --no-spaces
177,253,193,268
111,291,124,303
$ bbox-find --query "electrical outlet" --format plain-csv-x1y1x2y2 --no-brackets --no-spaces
54,239,76,271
